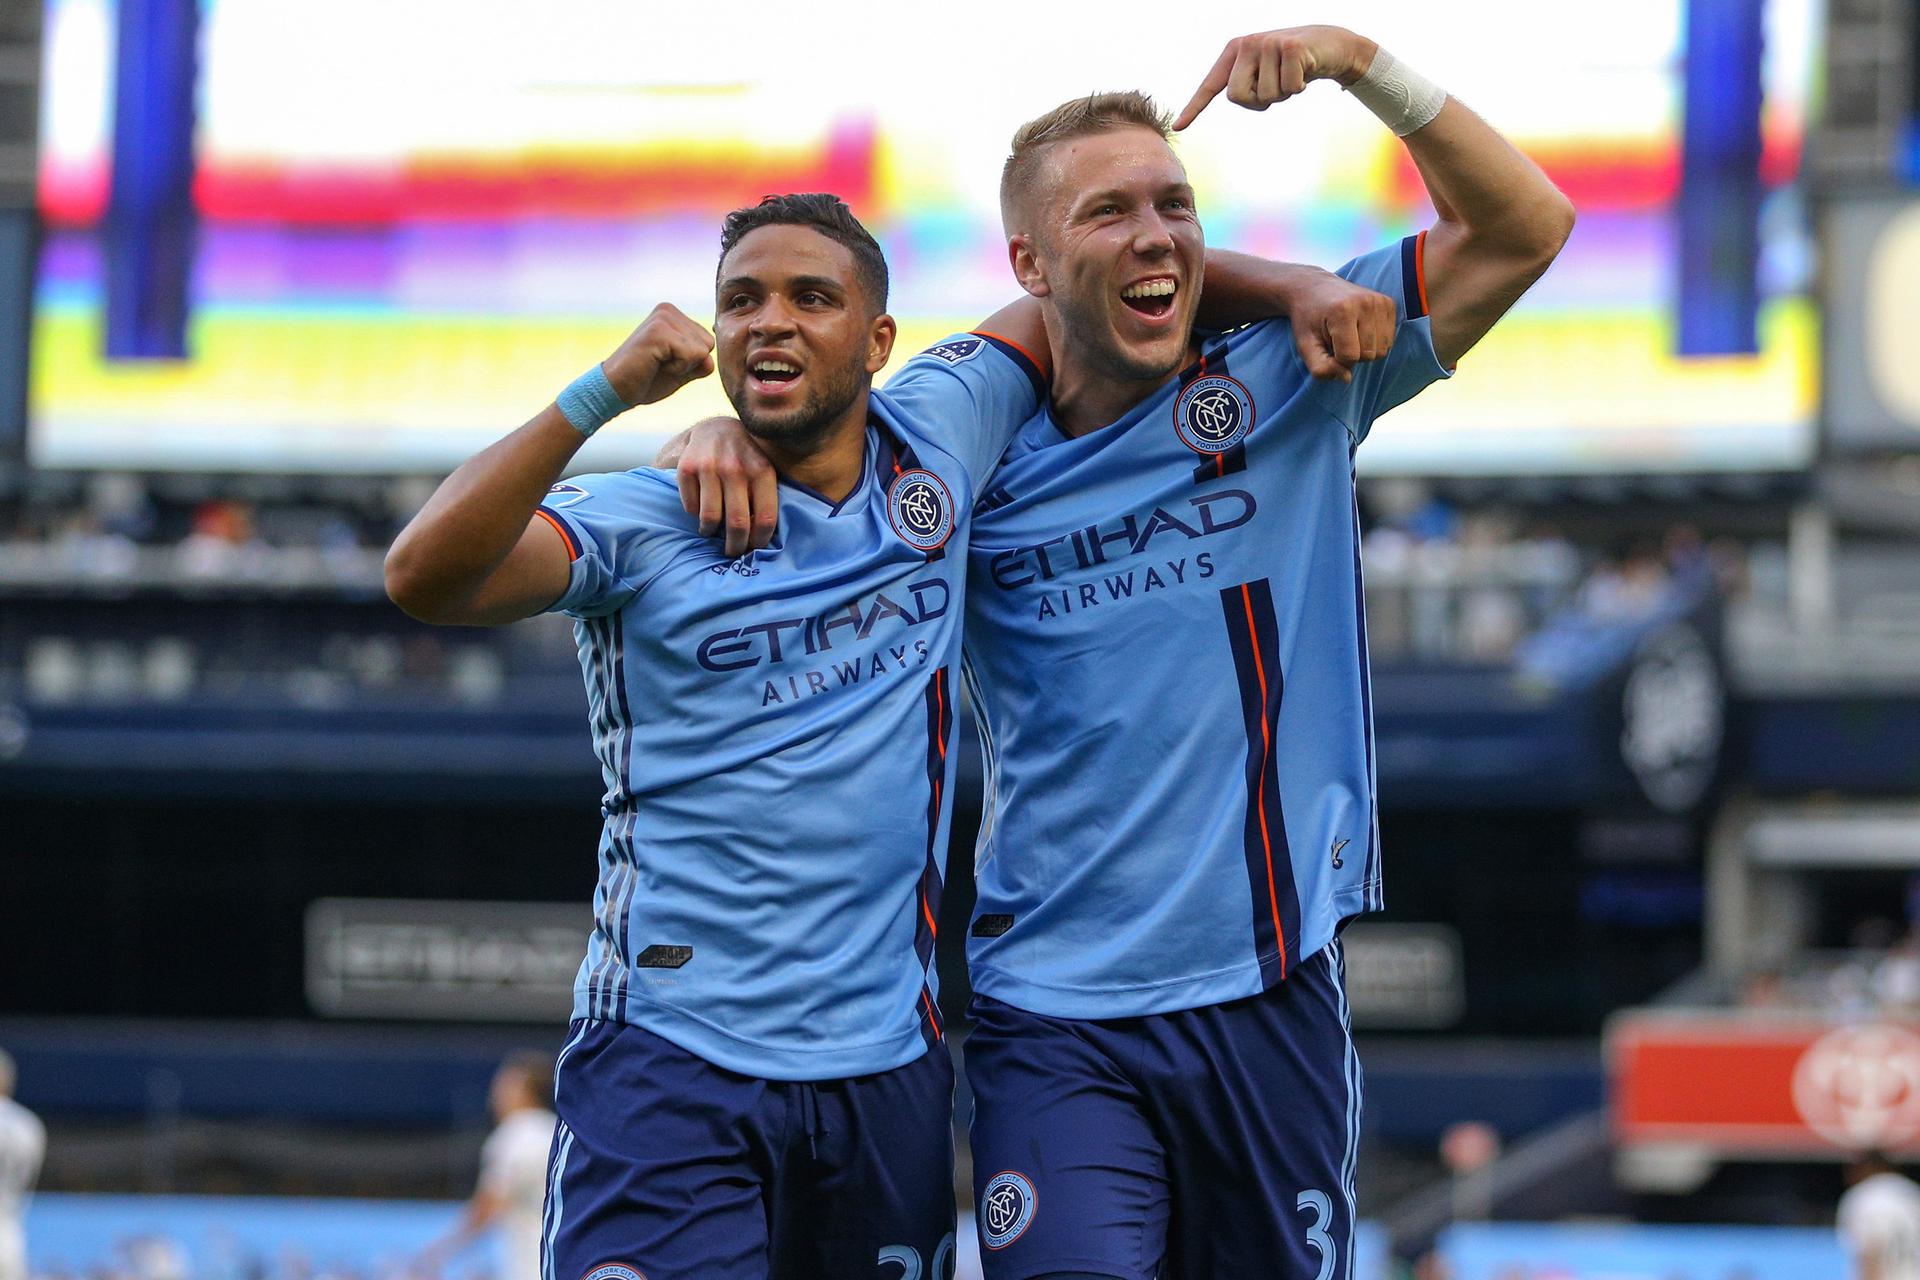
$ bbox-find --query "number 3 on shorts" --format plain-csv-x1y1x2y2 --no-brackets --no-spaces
1295,1189,1336,1280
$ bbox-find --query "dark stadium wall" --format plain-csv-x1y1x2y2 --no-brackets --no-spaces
0,793,1695,1036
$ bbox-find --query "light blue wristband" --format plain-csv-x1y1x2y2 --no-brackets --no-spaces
556,363,631,438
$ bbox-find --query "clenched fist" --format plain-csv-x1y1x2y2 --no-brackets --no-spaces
603,303,717,406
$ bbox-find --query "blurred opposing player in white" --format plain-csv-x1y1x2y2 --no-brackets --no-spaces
0,1049,46,1280
424,1054,555,1280
1841,1152,1920,1280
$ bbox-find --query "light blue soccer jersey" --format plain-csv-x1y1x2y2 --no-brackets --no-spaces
963,236,1449,1019
539,333,1040,1080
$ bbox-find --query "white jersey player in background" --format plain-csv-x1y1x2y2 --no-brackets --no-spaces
0,1050,46,1280
1842,1151,1920,1280
422,1054,556,1280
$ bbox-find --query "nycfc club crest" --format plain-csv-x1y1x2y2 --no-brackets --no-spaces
980,1170,1037,1250
582,1265,647,1280
1174,374,1255,454
887,468,955,552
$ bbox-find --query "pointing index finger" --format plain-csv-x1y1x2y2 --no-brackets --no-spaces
1172,40,1238,131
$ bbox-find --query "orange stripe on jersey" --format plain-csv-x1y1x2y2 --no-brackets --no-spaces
534,508,580,561
934,673,948,762
973,329,1045,377
1415,229,1431,317
920,987,943,1040
1239,582,1289,975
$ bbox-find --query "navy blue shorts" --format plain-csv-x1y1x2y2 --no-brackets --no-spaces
964,941,1361,1280
542,1019,958,1280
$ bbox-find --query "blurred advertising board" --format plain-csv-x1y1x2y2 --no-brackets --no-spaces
1439,1222,1844,1280
1610,1014,1920,1157
1823,194,1920,454
304,897,584,1022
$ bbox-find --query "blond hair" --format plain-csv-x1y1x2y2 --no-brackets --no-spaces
999,91,1173,232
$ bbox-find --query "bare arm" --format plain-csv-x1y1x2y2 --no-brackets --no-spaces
655,258,1394,536
1399,93,1575,368
1173,25,1574,369
1198,250,1396,383
385,303,715,625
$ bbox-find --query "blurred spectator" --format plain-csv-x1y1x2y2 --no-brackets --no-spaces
1440,1120,1502,1224
421,1054,556,1280
177,500,267,580
0,1049,46,1280
1876,933,1920,1015
1839,1151,1920,1280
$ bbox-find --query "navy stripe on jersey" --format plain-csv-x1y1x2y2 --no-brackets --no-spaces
1184,343,1250,483
1219,578,1301,986
974,331,1047,400
536,505,583,560
913,666,953,1046
607,614,639,1012
1400,233,1428,320
878,426,948,564
1347,464,1382,909
581,617,617,1013
581,614,639,1017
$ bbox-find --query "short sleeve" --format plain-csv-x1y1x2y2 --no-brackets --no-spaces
876,332,1047,487
1314,233,1453,445
536,471,680,619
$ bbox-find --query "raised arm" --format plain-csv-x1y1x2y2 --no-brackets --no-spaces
385,303,714,625
658,257,1394,540
1173,25,1574,369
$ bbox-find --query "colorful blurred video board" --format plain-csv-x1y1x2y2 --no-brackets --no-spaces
31,0,1816,474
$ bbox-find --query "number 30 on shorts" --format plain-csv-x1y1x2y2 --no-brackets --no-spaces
1296,1189,1336,1280
877,1234,954,1280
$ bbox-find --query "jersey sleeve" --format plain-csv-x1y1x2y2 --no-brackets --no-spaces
535,470,682,619
1313,233,1453,445
876,332,1047,486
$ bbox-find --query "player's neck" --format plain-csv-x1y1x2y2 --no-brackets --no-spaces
761,397,872,504
1048,339,1201,438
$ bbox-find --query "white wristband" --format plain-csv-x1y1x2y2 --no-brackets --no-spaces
1345,46,1446,137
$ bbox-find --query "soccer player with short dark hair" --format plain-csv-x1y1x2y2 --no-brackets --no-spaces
387,189,1389,1278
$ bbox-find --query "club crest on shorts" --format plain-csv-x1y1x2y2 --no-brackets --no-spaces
1174,373,1255,454
581,1264,646,1280
887,468,954,552
919,336,983,365
980,1170,1036,1250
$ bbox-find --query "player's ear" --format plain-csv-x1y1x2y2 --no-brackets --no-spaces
866,311,897,374
1008,234,1050,299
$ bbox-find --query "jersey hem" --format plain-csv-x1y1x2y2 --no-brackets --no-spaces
984,1257,1152,1280
583,987,934,1082
969,885,1375,1020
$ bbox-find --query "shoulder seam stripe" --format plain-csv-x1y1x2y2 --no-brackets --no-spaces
972,330,1048,398
534,507,581,561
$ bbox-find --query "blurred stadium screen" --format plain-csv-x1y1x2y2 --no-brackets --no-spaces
30,0,1817,474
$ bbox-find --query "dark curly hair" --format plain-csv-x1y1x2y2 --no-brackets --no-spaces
717,193,889,314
